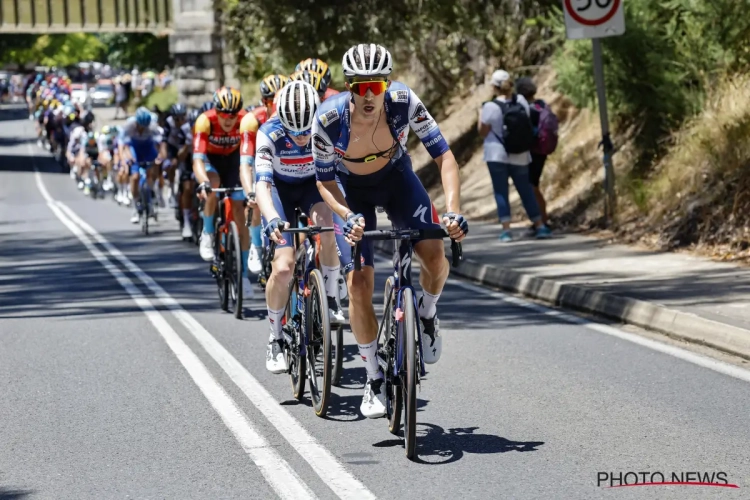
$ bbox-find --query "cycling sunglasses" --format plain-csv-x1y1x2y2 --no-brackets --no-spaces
217,111,239,119
349,80,388,97
287,129,312,137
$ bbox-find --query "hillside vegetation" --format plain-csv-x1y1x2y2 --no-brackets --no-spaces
223,0,750,261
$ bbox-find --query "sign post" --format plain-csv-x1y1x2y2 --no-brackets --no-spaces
562,0,625,227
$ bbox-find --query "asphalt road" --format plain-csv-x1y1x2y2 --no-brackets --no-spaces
1,104,749,499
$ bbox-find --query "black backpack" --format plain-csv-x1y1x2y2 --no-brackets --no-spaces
488,94,535,154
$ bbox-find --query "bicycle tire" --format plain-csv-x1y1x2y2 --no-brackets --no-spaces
285,280,306,400
306,269,332,417
385,276,402,435
331,325,344,387
227,221,243,319
140,186,149,235
215,215,229,312
402,287,418,459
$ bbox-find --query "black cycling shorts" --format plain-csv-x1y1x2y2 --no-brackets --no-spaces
205,149,241,189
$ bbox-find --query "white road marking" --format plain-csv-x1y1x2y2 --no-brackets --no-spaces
34,170,318,500
374,255,750,384
41,176,377,500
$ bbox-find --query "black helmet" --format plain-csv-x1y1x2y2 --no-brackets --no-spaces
170,103,187,117
199,101,215,114
81,111,95,126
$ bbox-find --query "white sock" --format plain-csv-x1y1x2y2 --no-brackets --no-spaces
358,340,382,381
418,290,440,319
182,208,191,225
321,264,340,299
267,307,284,339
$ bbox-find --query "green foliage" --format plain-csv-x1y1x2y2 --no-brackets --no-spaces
97,33,173,71
224,0,557,97
553,0,750,163
140,85,179,112
0,33,104,68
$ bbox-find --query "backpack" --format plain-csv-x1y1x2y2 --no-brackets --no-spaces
487,94,535,154
530,100,559,156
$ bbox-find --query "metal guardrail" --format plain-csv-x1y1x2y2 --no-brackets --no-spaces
0,0,172,33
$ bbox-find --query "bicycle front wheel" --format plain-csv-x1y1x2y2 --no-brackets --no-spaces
215,217,229,312
227,221,243,319
284,280,306,400
402,287,418,459
384,276,402,435
306,269,332,417
140,187,149,235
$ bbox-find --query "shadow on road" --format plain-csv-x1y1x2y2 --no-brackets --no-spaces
0,486,33,500
372,423,544,465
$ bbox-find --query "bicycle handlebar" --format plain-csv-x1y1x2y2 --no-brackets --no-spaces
264,224,335,263
353,228,462,271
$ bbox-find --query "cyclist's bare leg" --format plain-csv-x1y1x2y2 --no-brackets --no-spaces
413,239,449,299
347,268,378,344
266,246,295,311
230,199,250,252
202,171,221,217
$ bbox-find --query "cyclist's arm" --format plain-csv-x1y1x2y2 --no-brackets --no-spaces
239,112,259,195
177,124,192,162
312,118,351,220
407,89,461,214
253,131,280,221
191,114,211,184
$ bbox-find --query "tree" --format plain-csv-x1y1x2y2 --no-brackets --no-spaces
96,33,173,71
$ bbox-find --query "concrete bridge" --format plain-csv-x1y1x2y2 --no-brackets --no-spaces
0,0,235,106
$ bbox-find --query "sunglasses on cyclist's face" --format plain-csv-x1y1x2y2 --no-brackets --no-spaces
349,80,388,97
217,111,238,120
287,129,312,137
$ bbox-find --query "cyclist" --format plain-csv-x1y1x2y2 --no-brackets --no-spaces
193,87,255,300
78,131,102,192
296,58,339,100
97,125,118,193
67,111,94,190
120,107,164,223
161,103,192,229
243,74,288,278
312,43,468,418
249,81,346,374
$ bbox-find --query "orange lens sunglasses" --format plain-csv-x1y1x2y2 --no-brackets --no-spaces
350,80,388,97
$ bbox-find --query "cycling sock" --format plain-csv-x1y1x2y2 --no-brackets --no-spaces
321,265,340,301
202,214,215,234
358,340,382,381
268,307,284,339
241,250,249,277
250,224,263,249
182,209,191,225
418,290,440,319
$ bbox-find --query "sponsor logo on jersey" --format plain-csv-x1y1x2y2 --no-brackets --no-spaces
390,90,408,103
396,126,408,143
285,139,292,149
424,134,443,148
312,133,331,151
269,129,284,141
410,103,429,123
208,135,240,146
414,120,437,135
319,108,339,127
257,145,273,162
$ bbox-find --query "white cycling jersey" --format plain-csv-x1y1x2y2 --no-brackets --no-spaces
119,116,163,145
67,124,86,154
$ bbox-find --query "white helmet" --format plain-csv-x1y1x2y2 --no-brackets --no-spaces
342,44,393,78
277,81,320,133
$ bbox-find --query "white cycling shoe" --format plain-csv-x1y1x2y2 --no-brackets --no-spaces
266,339,287,374
181,224,193,240
247,245,263,274
199,233,214,262
420,315,442,364
361,377,387,418
130,209,140,224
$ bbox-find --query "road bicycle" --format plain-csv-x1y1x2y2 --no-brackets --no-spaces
354,227,462,459
136,161,157,236
264,209,338,417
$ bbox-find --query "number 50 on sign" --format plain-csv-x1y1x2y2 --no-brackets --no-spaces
563,0,626,40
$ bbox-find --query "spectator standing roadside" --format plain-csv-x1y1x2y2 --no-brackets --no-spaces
114,77,128,119
516,77,558,227
478,70,551,242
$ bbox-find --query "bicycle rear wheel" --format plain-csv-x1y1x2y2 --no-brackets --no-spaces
402,287,418,459
227,221,243,319
306,269,332,417
384,276,402,435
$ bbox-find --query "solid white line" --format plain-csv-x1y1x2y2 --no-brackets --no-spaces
374,255,750,384
34,169,317,500
52,190,377,499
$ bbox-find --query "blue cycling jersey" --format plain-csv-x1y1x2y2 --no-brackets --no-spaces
254,116,315,185
311,81,449,182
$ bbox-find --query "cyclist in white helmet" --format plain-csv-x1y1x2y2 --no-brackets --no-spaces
246,80,348,374
313,43,468,418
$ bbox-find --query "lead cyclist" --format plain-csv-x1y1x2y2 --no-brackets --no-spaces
313,43,468,418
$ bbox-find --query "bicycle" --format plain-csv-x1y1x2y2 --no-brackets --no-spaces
353,227,462,459
264,210,336,417
136,161,158,235
204,186,245,319
87,158,103,200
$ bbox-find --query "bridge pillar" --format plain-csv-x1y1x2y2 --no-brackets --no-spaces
169,0,240,108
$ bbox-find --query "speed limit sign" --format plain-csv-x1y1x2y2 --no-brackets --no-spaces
563,0,625,39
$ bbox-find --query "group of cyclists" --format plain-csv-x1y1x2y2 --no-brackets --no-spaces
38,44,470,420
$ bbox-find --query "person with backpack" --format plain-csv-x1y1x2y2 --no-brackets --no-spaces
478,70,551,242
516,77,558,228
